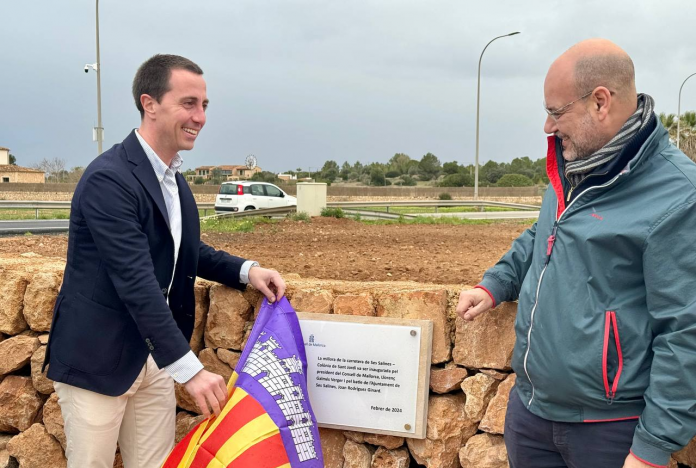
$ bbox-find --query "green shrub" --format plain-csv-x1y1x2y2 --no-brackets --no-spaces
399,175,417,186
385,170,400,178
321,207,345,218
496,174,534,187
439,173,473,187
289,211,311,222
438,192,452,200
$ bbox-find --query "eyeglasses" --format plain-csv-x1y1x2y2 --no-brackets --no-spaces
544,90,594,122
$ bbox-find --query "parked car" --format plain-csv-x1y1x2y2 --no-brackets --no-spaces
214,181,297,214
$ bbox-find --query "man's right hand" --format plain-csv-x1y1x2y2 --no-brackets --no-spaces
456,288,494,321
184,369,228,418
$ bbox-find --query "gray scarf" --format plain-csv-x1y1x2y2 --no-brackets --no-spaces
564,93,655,187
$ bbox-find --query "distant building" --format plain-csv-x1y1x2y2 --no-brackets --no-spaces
193,164,262,181
0,147,45,183
277,173,297,182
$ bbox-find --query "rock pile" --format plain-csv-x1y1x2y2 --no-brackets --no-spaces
0,254,691,468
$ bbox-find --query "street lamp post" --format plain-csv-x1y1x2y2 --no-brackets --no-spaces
677,72,696,150
95,0,103,155
85,0,103,156
474,32,520,200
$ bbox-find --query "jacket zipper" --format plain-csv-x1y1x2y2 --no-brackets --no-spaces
523,171,624,408
602,311,624,404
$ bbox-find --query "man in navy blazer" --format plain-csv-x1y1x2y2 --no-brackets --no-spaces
44,54,286,468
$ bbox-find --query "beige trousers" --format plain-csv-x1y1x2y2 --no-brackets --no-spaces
54,355,176,468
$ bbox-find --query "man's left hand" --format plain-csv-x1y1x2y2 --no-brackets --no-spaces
622,453,658,468
248,266,286,303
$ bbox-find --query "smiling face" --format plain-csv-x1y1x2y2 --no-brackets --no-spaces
156,69,208,153
139,68,208,163
543,62,605,162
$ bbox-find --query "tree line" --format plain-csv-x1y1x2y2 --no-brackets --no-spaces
8,111,696,187
250,152,550,187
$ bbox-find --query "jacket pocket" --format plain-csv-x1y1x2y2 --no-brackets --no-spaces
54,293,126,375
602,311,624,403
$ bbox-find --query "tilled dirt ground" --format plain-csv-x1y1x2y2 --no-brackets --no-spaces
0,218,530,286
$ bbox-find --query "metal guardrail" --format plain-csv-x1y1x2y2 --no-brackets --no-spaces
200,205,297,220
0,200,540,221
328,200,540,210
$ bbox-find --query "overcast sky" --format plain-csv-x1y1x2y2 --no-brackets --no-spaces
1,1,695,173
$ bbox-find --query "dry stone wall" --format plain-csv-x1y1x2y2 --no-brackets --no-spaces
0,254,692,468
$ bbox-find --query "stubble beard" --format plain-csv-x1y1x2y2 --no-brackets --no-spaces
561,112,606,162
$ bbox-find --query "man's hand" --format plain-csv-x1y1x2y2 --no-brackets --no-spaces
248,267,286,303
622,453,657,468
184,369,228,418
456,288,494,321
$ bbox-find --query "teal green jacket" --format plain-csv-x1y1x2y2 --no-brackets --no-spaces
479,119,696,467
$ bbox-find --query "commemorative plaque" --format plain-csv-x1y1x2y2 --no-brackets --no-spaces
297,313,433,439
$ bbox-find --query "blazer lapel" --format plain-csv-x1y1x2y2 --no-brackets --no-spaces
176,173,199,246
123,130,171,231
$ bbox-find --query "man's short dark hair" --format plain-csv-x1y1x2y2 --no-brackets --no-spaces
132,54,203,118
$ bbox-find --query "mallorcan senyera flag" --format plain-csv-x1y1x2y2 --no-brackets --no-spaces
162,297,324,468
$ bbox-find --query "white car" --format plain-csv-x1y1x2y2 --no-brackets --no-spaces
214,181,297,214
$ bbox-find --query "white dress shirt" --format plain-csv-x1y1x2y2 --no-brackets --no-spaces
135,130,257,383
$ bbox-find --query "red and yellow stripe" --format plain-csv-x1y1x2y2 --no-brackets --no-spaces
161,373,290,468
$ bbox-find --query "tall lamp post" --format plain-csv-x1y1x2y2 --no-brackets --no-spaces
85,0,103,156
677,72,696,150
474,32,520,199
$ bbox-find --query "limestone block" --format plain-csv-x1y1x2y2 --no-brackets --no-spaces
461,373,499,422
674,436,696,467
453,301,517,370
319,428,345,468
42,393,65,450
204,285,253,350
175,383,200,414
0,435,11,451
0,335,39,376
363,434,404,450
479,369,509,380
6,423,66,468
291,289,334,314
198,348,233,383
0,449,16,468
0,270,29,335
190,282,210,355
429,364,468,394
241,286,264,318
334,294,376,316
343,439,372,468
344,432,403,449
406,394,477,468
175,411,206,444
216,349,241,371
371,447,410,468
479,374,517,434
23,271,61,332
0,376,43,432
669,457,678,468
113,451,123,468
459,433,509,468
38,334,49,345
343,431,365,444
377,290,451,364
30,346,54,394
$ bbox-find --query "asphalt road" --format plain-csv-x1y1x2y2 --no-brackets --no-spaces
0,220,70,235
0,210,540,235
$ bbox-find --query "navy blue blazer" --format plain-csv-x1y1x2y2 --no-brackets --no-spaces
45,130,246,396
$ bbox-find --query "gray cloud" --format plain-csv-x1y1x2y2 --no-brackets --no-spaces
1,0,695,173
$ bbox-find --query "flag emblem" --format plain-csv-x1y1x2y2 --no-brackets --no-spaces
162,297,323,468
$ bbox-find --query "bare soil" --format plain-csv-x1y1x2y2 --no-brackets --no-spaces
0,218,529,286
